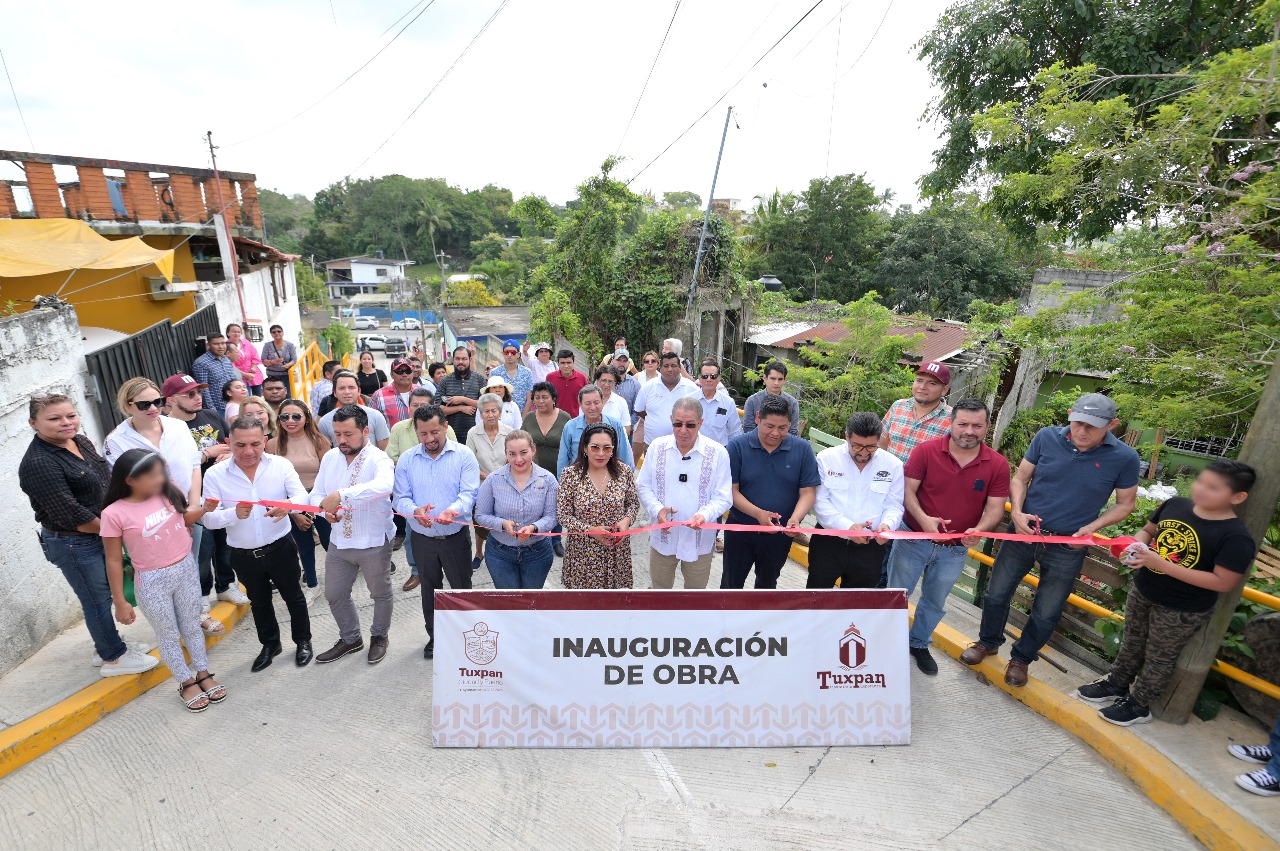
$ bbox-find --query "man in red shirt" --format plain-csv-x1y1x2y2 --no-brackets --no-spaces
547,349,587,418
887,398,1010,676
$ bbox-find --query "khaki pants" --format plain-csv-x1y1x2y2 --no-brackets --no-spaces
649,548,714,589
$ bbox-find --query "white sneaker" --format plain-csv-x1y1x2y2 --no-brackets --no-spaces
99,649,160,677
92,642,150,667
217,586,250,606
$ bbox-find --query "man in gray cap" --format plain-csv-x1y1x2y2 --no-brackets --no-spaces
961,393,1141,687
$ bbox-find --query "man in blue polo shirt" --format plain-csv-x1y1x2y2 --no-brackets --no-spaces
721,395,820,589
962,393,1140,687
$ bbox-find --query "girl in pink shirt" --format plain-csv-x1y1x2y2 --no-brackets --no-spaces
101,449,228,713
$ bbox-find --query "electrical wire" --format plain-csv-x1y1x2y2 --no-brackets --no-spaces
348,0,514,176
627,0,827,184
720,0,787,71
615,0,682,155
0,42,35,150
835,0,893,83
226,0,438,147
824,4,843,176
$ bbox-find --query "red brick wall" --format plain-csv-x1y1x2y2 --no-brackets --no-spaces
24,162,65,219
124,170,162,221
76,166,116,219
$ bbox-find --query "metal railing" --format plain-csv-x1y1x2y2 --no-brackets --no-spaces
965,523,1280,702
289,341,351,404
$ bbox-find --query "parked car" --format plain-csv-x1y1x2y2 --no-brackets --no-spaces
385,337,409,357
357,334,387,351
353,316,379,330
390,318,421,330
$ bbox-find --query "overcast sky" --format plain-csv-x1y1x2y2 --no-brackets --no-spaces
1,0,955,209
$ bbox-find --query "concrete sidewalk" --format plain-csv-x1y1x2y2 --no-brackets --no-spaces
0,535,1201,850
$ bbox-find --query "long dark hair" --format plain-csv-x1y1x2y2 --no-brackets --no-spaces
270,399,330,458
569,422,622,479
103,448,188,514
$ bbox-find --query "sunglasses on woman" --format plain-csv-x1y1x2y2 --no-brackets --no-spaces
133,399,165,410
279,413,306,422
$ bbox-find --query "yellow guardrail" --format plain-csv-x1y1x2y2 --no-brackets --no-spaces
289,341,350,404
965,514,1280,701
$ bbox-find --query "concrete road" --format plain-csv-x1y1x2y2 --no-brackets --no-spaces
0,536,1195,850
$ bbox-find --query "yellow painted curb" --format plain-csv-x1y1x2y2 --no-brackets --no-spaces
791,539,1274,849
931,622,1275,850
0,598,249,781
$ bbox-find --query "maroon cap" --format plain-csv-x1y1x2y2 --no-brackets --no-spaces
915,361,951,385
390,357,412,370
161,374,207,396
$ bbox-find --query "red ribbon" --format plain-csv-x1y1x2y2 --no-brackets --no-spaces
226,500,1102,546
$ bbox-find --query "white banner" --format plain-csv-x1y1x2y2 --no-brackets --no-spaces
432,590,910,748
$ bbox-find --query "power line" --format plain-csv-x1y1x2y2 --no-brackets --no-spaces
348,0,514,176
0,43,35,150
227,0,438,147
825,4,844,176
615,1,682,155
836,0,894,83
628,0,827,184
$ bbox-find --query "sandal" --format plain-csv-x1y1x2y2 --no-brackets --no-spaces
180,679,210,713
195,673,227,704
201,616,225,636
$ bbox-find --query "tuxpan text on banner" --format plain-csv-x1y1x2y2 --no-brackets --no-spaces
432,590,911,748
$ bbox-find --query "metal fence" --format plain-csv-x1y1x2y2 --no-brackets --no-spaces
86,304,221,430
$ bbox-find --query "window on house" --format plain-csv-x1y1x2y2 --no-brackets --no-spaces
376,268,388,277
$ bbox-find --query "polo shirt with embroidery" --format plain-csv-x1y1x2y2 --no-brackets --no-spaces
903,434,1010,538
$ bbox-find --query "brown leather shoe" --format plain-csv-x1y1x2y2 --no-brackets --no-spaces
316,638,363,664
403,575,420,592
1004,659,1029,687
368,635,388,665
960,643,997,666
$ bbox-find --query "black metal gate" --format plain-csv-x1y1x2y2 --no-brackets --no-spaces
86,304,221,430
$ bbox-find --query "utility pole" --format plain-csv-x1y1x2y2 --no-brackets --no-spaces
206,131,249,325
685,106,733,366
1156,352,1280,722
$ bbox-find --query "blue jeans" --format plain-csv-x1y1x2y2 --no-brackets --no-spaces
198,525,235,594
291,516,331,587
39,531,126,662
887,537,970,650
1267,713,1280,779
485,538,554,589
978,525,1088,663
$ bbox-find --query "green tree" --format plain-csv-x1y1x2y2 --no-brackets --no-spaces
469,232,507,263
529,286,592,357
321,320,355,360
511,194,559,238
445,278,500,307
294,261,327,306
867,201,1027,319
663,190,702,208
918,0,1270,238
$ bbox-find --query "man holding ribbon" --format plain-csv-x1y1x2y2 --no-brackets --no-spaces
962,393,1139,687
309,405,397,666
202,416,314,672
888,399,1009,676
394,404,480,660
636,397,732,589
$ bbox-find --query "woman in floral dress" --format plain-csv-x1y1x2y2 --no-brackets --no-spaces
556,422,639,589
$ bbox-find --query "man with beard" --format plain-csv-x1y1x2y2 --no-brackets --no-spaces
318,371,390,449
309,405,397,666
887,399,1010,677
437,345,485,443
394,404,480,660
202,417,314,671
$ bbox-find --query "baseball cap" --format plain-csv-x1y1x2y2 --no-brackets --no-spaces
161,374,207,396
614,347,630,359
915,361,951,386
390,357,412,371
1068,393,1117,428
502,339,520,352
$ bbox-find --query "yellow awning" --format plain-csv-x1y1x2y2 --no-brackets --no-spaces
0,219,174,280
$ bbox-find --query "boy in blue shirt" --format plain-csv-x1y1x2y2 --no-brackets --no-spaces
1077,460,1257,728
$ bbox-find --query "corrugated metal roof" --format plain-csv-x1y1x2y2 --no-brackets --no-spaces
744,321,820,346
760,318,970,363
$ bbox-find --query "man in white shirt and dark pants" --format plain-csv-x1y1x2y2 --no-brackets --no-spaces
637,398,732,589
309,405,397,666
634,350,699,456
811,412,905,589
203,416,314,671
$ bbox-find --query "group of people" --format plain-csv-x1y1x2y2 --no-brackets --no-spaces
19,331,1280,800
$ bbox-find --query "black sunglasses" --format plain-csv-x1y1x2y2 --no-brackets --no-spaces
700,373,719,380
279,413,305,422
134,399,165,410
392,367,413,375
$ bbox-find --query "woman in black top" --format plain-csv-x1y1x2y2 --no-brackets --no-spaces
18,395,158,677
356,351,387,397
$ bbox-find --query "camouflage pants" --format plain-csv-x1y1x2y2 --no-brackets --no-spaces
1108,583,1213,708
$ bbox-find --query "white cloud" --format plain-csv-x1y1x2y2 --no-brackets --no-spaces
0,0,952,208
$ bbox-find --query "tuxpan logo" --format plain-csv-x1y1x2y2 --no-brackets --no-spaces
816,623,886,690
463,621,499,665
